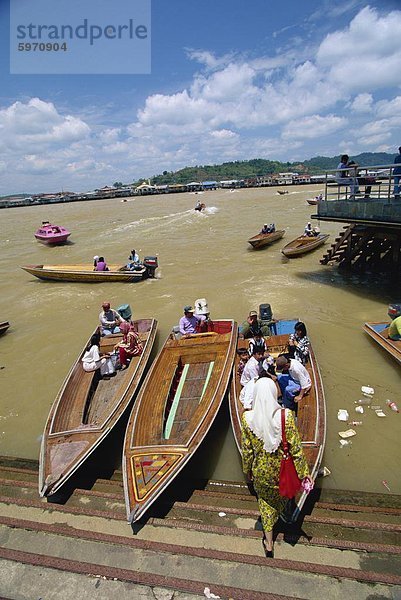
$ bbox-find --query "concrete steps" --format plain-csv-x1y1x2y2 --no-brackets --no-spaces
0,456,400,600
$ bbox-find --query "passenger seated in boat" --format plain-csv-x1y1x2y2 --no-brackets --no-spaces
114,321,143,370
269,223,276,232
240,349,264,387
236,348,249,378
260,224,270,234
82,332,115,377
52,227,61,233
94,256,109,271
304,222,314,237
93,255,99,268
127,249,140,270
312,225,320,236
248,329,268,357
288,322,310,365
275,355,311,412
241,310,270,339
99,302,124,336
179,305,206,337
388,315,401,341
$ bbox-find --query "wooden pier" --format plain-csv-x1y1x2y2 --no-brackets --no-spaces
313,164,401,273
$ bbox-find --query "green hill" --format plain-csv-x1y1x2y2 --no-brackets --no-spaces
133,152,395,186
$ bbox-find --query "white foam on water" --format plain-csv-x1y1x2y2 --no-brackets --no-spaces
111,209,196,234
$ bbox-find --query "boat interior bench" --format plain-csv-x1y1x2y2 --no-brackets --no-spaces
52,367,97,433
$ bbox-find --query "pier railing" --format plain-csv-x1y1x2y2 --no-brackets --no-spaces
317,164,401,225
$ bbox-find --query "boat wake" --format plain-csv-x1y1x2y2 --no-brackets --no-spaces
111,209,198,234
200,206,218,215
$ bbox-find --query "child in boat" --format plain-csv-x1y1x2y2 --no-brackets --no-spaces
248,329,268,356
237,348,249,378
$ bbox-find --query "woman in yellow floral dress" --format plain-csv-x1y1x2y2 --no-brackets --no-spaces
241,377,311,556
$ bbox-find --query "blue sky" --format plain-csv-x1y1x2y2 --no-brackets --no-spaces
0,0,401,194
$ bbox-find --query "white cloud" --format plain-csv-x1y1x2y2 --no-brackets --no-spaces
1,6,401,194
0,98,90,152
283,114,347,140
350,93,373,113
316,7,401,93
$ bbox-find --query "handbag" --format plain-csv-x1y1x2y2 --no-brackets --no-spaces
279,408,302,498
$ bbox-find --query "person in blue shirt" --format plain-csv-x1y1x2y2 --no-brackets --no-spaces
393,147,401,199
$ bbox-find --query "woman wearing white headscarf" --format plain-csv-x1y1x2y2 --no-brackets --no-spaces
241,377,311,556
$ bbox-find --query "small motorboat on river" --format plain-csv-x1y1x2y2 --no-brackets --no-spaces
248,230,285,249
39,317,158,497
194,203,206,211
21,257,158,282
35,222,71,244
0,321,10,336
363,322,401,365
123,319,237,523
229,316,326,521
282,234,329,257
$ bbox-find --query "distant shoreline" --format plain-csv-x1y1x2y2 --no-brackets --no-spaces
0,180,324,209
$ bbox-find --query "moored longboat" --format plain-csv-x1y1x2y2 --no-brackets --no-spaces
123,319,238,523
39,317,158,497
363,322,401,365
229,317,326,521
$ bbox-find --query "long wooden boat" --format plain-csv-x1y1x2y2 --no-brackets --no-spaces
123,319,238,523
39,318,158,497
21,260,158,283
248,230,285,249
229,318,326,521
0,321,10,336
281,233,329,257
363,322,401,365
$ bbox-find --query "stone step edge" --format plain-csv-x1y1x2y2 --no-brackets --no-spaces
2,482,400,534
0,456,38,470
171,501,401,533
1,504,400,559
2,479,401,524
206,481,401,507
0,546,302,600
191,489,401,516
153,516,401,555
1,515,400,586
0,478,124,502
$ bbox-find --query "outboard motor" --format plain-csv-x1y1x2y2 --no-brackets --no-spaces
143,256,158,278
388,303,401,319
259,303,273,321
259,303,277,335
117,304,132,321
